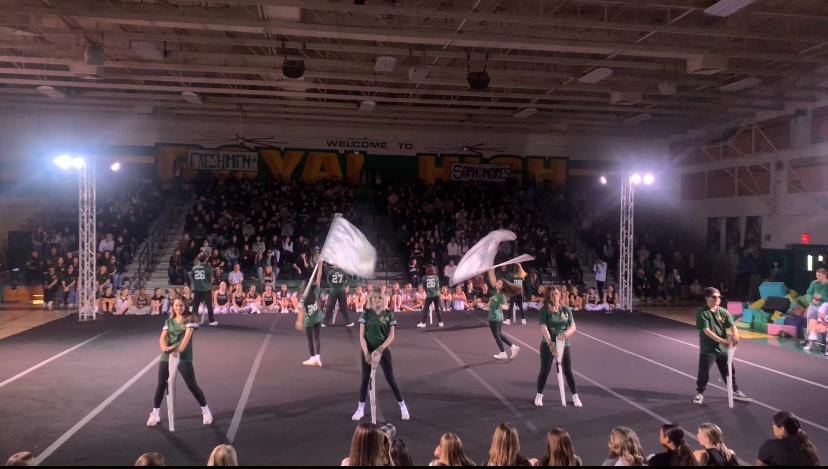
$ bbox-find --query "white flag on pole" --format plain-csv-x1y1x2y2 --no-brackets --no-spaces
320,214,377,278
450,230,534,286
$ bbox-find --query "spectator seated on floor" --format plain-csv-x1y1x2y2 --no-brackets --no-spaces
228,264,244,287
129,287,152,315
651,269,668,302
634,267,650,302
568,286,583,311
584,287,607,311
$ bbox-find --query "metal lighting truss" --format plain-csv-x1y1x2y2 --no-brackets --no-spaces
78,160,97,321
618,172,634,311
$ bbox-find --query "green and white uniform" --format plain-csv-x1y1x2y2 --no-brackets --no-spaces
420,274,443,325
161,317,198,362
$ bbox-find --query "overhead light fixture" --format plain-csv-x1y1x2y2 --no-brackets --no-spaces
610,91,642,105
110,163,121,172
600,175,607,185
282,59,305,79
623,113,652,124
181,91,203,105
131,41,165,61
578,68,613,84
704,0,757,17
408,67,428,83
374,56,396,72
644,173,655,185
37,85,66,99
359,100,376,112
658,81,676,96
719,77,761,92
513,108,537,119
631,173,642,185
687,55,728,75
467,71,490,91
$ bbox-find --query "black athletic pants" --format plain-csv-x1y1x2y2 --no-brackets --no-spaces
489,320,513,352
359,349,403,403
596,281,605,300
509,294,525,321
306,323,321,356
324,289,351,325
421,296,443,324
537,344,577,395
696,353,738,394
192,290,214,323
153,360,207,408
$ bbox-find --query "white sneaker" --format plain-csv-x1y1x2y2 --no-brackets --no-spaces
804,341,814,351
573,394,583,407
732,391,752,403
503,319,511,325
417,323,426,328
345,322,355,327
400,405,410,421
693,393,704,405
321,324,327,328
202,408,213,425
352,408,364,421
521,319,526,325
493,352,508,359
209,321,218,326
510,344,521,359
303,358,317,366
146,411,161,427
534,393,543,407
315,356,322,367
439,322,444,327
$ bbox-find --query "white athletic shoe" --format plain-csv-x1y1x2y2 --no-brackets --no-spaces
439,322,444,327
345,322,355,327
400,405,410,421
209,321,218,326
303,358,317,366
417,323,426,328
521,319,526,325
510,344,521,359
352,408,364,421
732,391,752,403
493,352,508,360
573,394,583,407
202,408,213,425
315,356,322,367
693,393,704,405
147,410,161,427
321,324,327,328
804,341,814,351
503,319,511,325
534,393,543,407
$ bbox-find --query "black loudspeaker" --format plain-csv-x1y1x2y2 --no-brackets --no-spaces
762,296,791,314
282,59,305,79
467,71,490,90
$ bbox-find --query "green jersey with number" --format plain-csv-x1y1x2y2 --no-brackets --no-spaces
191,264,213,292
304,287,324,327
423,275,440,298
161,317,197,362
327,268,347,291
539,306,574,346
509,274,524,291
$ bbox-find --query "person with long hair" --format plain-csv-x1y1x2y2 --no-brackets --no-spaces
146,298,212,428
535,286,581,407
507,264,528,325
207,444,238,466
391,439,415,466
604,427,647,466
418,265,444,328
114,287,132,316
648,424,698,466
453,285,470,311
212,281,230,315
342,423,393,466
229,284,249,314
352,291,409,421
694,423,738,466
246,284,262,315
478,270,521,360
190,252,217,326
536,428,581,466
431,433,476,466
583,287,607,311
482,423,532,466
261,283,279,313
4,452,35,467
301,262,325,367
391,283,403,312
558,285,570,309
604,285,619,311
756,411,820,466
440,286,453,312
135,453,165,466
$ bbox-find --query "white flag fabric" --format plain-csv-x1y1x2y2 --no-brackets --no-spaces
450,230,534,286
320,214,377,278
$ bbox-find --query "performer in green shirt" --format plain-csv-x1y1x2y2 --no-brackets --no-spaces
417,265,444,328
147,298,213,428
478,269,522,360
189,252,217,326
507,264,528,325
803,268,828,353
535,286,581,408
693,287,751,405
352,291,409,422
323,264,353,327
301,261,326,367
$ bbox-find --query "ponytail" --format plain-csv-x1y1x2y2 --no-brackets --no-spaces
716,442,738,466
699,423,737,466
662,425,697,466
773,412,819,466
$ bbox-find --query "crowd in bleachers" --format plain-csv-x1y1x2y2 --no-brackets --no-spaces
5,411,819,466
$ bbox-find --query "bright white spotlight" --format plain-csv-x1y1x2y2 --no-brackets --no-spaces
600,175,607,185
72,157,85,169
644,173,654,185
54,155,73,169
631,173,642,185
111,162,120,171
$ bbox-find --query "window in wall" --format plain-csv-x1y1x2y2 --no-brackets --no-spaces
736,164,771,197
708,217,722,253
726,217,741,252
745,216,762,249
811,106,828,143
681,171,706,200
706,168,736,198
787,156,828,193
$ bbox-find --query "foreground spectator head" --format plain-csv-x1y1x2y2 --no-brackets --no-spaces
346,423,388,466
696,423,738,466
135,453,165,466
606,427,646,466
659,424,696,466
487,423,528,466
4,452,35,466
391,439,414,466
767,411,820,466
539,428,579,466
207,445,238,467
434,433,475,466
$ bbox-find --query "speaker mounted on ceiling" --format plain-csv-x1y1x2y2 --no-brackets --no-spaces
281,41,305,79
467,52,490,91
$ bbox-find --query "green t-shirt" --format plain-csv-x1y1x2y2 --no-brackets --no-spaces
191,264,213,292
304,287,324,327
539,306,574,346
423,275,440,298
487,292,506,322
161,317,198,362
360,308,396,352
806,280,828,306
327,268,347,291
696,305,734,356
509,274,524,291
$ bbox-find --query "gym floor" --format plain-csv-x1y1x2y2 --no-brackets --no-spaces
1,307,826,466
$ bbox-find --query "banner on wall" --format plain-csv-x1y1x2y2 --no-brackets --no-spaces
187,149,258,172
450,163,511,182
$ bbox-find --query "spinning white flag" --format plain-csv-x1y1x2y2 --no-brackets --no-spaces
450,230,534,286
320,214,377,278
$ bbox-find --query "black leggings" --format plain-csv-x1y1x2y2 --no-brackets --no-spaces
696,354,738,394
192,290,214,323
359,349,403,403
537,344,577,395
488,321,513,352
324,290,351,325
509,294,525,321
153,360,207,408
421,296,443,324
306,323,321,356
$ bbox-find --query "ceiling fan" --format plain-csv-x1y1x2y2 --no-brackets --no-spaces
426,120,506,156
199,107,286,150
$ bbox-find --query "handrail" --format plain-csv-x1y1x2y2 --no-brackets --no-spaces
134,196,181,289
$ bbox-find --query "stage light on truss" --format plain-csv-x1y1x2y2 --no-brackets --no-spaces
54,155,73,169
644,173,654,185
600,175,607,185
630,173,642,185
110,162,121,171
